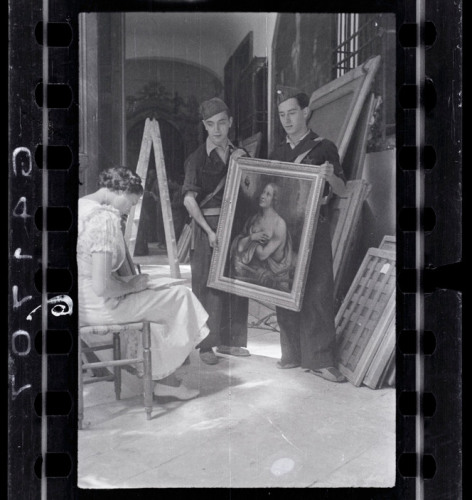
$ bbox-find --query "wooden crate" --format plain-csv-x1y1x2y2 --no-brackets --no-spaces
379,235,396,252
360,234,397,389
363,308,395,389
336,247,396,386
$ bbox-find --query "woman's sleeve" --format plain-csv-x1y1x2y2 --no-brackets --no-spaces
86,211,119,254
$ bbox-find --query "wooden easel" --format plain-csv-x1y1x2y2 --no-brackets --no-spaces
124,118,181,278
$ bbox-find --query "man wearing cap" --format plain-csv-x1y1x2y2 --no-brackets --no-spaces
269,85,347,383
182,97,250,365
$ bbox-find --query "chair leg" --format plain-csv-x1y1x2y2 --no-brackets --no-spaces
113,332,122,401
81,338,111,378
142,322,153,420
78,335,84,430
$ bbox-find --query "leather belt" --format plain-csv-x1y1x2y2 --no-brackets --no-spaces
201,207,221,216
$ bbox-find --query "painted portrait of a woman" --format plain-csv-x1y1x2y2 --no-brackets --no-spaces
229,182,296,291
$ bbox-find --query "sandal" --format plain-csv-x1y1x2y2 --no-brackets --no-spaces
216,345,251,357
199,349,219,365
276,360,300,369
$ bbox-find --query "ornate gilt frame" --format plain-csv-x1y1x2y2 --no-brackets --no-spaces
207,156,325,311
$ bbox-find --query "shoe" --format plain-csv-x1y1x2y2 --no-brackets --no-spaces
199,349,219,365
216,345,251,357
276,360,300,369
308,366,347,383
154,382,200,400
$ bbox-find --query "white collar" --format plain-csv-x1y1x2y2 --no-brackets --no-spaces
206,137,235,156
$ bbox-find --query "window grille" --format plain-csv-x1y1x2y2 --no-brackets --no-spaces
333,13,395,145
334,13,383,78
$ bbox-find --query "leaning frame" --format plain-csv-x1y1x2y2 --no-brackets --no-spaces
307,54,381,164
207,156,325,312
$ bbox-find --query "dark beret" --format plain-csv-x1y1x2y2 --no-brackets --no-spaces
276,84,302,105
200,97,230,120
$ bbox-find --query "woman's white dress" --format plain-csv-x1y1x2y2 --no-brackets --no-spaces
77,198,209,380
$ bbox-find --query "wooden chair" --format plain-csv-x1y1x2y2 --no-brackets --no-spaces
78,244,153,429
78,322,153,429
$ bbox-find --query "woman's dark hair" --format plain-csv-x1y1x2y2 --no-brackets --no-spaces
98,166,144,195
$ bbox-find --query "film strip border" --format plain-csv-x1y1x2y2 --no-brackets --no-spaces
8,0,79,498
396,1,462,498
7,1,462,499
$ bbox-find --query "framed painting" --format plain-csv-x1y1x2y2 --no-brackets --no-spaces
307,55,381,164
207,156,325,311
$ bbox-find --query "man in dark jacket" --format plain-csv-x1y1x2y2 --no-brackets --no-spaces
182,97,250,365
269,85,347,383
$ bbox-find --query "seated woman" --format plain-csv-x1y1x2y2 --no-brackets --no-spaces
230,183,295,292
77,166,210,400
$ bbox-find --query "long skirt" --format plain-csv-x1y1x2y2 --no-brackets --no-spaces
79,281,209,380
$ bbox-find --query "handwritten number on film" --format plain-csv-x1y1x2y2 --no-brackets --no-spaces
10,147,74,400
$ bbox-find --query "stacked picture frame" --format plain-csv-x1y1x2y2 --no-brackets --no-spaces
335,245,396,387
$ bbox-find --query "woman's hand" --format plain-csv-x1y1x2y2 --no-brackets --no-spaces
250,231,270,245
92,252,151,298
130,273,150,293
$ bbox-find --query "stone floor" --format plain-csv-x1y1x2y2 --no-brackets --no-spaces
77,254,396,490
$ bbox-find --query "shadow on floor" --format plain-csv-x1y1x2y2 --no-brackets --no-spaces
79,328,395,489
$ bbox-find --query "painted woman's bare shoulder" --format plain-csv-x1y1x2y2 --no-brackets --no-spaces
275,214,287,234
